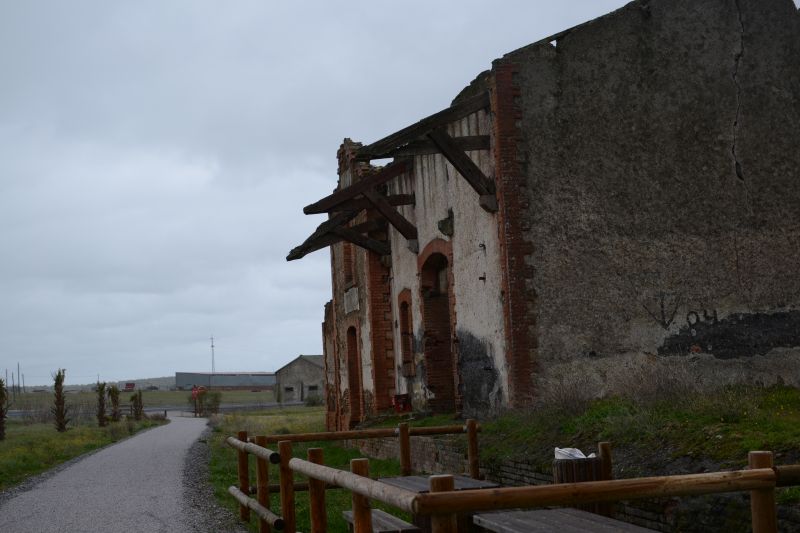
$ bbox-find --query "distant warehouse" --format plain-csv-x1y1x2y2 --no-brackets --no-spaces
175,372,276,391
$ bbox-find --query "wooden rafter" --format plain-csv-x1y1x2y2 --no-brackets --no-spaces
427,127,498,213
331,194,415,213
356,92,490,160
303,160,409,215
331,227,390,256
286,233,340,261
286,211,390,261
363,189,417,241
376,135,490,160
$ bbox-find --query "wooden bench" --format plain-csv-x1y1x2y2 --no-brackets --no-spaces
342,509,420,533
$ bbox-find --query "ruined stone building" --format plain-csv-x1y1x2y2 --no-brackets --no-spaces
275,355,324,403
288,0,800,430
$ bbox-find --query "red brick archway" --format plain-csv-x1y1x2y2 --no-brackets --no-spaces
420,249,457,413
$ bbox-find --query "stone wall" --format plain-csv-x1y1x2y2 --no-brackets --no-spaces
498,0,800,384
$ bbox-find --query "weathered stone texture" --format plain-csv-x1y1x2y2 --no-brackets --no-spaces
504,0,800,372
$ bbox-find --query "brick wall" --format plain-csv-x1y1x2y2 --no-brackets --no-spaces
366,247,395,411
350,435,467,478
490,62,536,406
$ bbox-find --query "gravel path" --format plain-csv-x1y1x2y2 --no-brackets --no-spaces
0,413,246,533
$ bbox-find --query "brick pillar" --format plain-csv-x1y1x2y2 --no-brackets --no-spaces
491,62,536,405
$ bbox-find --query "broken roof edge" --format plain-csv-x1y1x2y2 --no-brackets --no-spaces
275,354,324,374
495,0,640,64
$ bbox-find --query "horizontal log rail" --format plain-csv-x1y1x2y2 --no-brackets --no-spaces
287,454,418,513
228,486,285,530
226,436,281,464
412,468,777,515
257,423,478,443
775,464,800,487
249,481,340,494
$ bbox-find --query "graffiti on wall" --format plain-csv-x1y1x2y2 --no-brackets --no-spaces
642,291,682,330
456,329,502,416
659,309,800,359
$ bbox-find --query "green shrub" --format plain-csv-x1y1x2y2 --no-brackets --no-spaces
304,393,324,407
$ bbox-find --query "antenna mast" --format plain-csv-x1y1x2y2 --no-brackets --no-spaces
210,336,215,374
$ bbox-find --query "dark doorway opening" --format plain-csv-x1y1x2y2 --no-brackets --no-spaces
420,253,456,413
346,326,362,427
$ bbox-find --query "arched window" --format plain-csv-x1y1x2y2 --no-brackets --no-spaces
346,326,362,426
399,299,415,377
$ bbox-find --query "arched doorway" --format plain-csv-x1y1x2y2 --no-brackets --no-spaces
346,326,362,427
420,253,456,413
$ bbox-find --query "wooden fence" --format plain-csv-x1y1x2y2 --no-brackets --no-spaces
225,425,800,533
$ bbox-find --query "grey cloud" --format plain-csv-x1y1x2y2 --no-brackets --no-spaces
0,0,632,384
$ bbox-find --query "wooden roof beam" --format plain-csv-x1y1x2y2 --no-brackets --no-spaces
331,194,415,213
303,160,409,215
363,189,419,253
360,135,490,161
427,127,498,213
331,227,390,256
287,233,340,261
286,218,387,261
356,92,490,161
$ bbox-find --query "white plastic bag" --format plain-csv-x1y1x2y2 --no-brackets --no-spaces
554,447,596,460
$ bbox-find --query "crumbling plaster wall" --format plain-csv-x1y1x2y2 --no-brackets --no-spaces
386,109,508,415
328,157,377,425
505,0,800,383
322,301,339,430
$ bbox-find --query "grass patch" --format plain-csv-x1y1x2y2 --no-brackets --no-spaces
0,417,166,490
209,406,406,533
479,384,800,474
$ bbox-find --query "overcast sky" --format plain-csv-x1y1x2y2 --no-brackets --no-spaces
0,1,641,385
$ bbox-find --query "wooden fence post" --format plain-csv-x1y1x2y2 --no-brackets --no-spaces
598,441,613,480
308,448,327,533
237,431,250,522
255,435,271,533
466,419,480,479
429,474,457,533
279,440,296,533
351,458,373,533
597,441,614,517
399,423,412,476
749,451,777,533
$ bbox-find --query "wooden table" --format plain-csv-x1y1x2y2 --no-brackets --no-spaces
473,508,655,532
377,475,499,532
377,474,499,493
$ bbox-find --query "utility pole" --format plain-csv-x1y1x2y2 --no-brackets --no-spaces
22,373,25,394
210,335,215,390
17,362,21,396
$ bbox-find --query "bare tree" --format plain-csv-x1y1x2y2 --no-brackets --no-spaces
131,390,144,421
108,384,121,422
52,369,70,432
0,378,8,441
95,381,107,427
